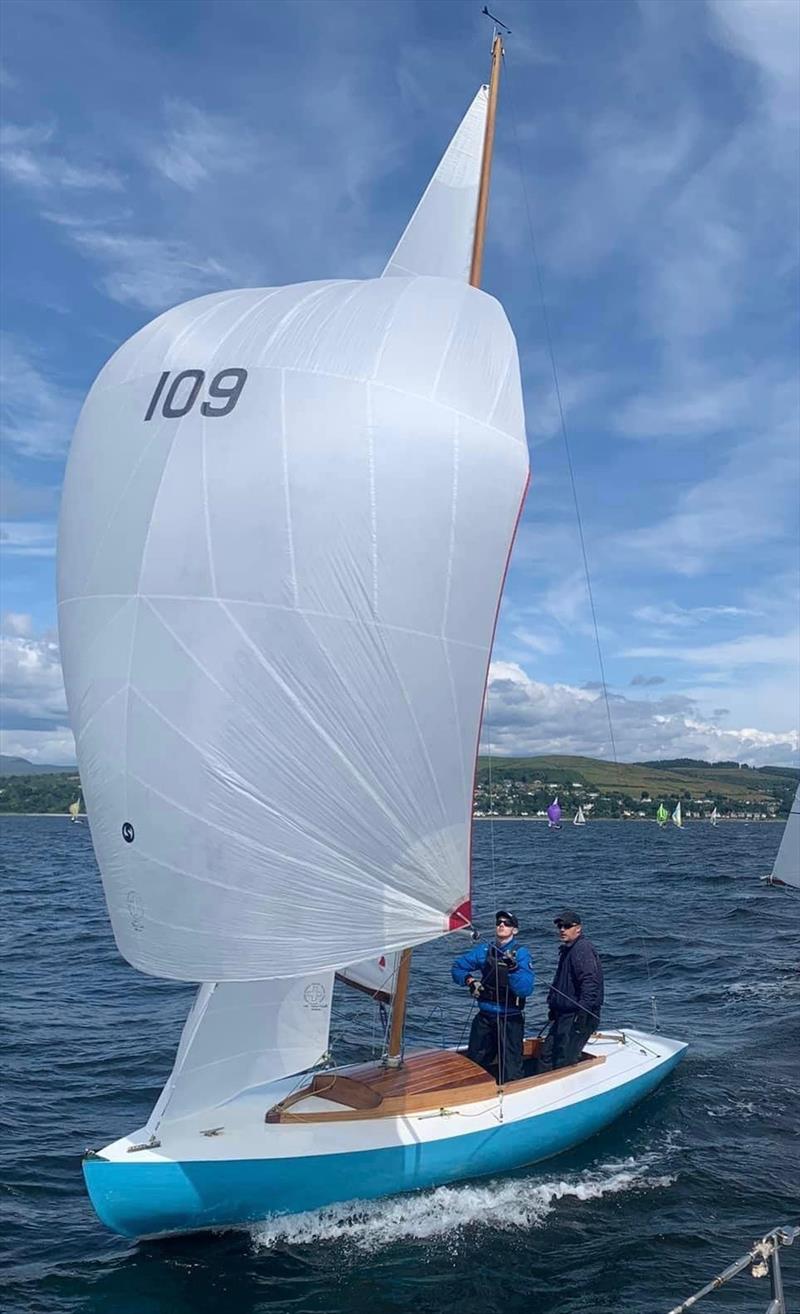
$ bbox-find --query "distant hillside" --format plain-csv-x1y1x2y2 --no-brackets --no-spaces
0,755,75,776
0,772,81,814
475,754,798,817
0,754,796,817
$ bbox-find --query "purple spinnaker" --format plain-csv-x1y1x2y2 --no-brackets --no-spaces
547,801,561,824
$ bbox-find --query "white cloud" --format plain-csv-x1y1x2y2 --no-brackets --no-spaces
624,630,800,669
0,521,57,557
707,0,800,117
512,628,563,656
0,627,67,730
633,602,758,629
0,333,82,458
44,218,234,310
483,660,798,766
0,472,60,520
0,728,76,766
146,99,257,190
616,423,798,575
1,612,34,637
0,121,123,192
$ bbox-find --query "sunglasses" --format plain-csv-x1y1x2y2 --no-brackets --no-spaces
496,919,515,928
555,921,577,930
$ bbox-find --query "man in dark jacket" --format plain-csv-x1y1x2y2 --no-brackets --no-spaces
535,908,603,1073
451,910,535,1084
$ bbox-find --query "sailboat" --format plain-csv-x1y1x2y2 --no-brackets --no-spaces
547,798,562,830
573,805,586,826
709,806,719,827
763,786,799,889
656,803,669,828
68,794,83,823
672,801,684,828
57,35,686,1240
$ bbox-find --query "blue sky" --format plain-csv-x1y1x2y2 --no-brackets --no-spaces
1,0,798,766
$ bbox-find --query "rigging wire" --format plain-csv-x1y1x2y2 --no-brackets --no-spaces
502,52,663,1037
502,54,620,778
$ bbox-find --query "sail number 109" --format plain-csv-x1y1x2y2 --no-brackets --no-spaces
144,368,248,421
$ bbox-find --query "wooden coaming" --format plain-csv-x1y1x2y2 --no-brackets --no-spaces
265,1045,605,1124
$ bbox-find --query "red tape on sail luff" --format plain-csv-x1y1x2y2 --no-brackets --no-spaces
448,899,472,931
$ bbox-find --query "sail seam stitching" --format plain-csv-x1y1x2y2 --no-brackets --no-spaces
59,594,487,651
216,601,410,834
279,368,299,608
366,382,379,614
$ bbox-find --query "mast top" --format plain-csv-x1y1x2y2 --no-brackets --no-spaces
469,27,504,288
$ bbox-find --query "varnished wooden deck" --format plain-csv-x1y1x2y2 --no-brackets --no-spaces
265,1044,605,1124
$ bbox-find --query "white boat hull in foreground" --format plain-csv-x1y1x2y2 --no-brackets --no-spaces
83,1028,686,1238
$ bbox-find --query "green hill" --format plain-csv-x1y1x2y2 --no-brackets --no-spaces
475,755,798,818
0,772,81,814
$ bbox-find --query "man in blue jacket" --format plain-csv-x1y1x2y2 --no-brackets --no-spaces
451,910,535,1084
535,908,603,1073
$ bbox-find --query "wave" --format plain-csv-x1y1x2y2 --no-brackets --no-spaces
249,1151,675,1253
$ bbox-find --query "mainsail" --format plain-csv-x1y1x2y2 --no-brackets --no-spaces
383,88,488,282
336,952,399,1003
710,806,718,826
573,806,586,826
68,796,81,821
672,801,683,828
57,86,529,983
768,786,800,889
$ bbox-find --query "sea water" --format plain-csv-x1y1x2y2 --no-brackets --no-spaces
2,815,798,1313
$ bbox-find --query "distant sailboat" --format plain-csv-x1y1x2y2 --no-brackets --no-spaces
573,805,586,827
672,801,683,829
764,786,799,889
656,803,669,828
547,798,562,830
709,807,719,827
68,795,83,824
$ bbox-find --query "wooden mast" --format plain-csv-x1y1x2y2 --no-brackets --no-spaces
469,32,503,289
385,947,413,1067
386,36,502,1070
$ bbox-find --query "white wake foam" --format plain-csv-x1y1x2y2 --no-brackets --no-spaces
250,1152,674,1253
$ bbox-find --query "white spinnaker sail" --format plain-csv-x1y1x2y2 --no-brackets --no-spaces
58,282,528,979
383,87,488,281
770,786,800,889
146,972,334,1133
337,952,399,1003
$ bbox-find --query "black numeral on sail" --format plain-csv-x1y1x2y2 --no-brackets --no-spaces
144,369,248,420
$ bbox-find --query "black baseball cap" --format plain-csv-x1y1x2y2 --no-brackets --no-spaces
554,908,581,927
496,909,519,928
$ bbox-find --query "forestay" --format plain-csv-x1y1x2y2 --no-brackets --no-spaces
58,91,529,984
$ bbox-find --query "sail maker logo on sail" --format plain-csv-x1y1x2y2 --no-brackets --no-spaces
303,983,327,1010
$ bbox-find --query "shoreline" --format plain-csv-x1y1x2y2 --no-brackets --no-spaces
1,812,783,822
473,815,782,823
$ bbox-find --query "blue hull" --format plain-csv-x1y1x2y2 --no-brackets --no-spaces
84,1049,684,1238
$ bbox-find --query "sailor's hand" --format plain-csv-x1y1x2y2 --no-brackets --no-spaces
501,949,518,970
467,978,484,998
